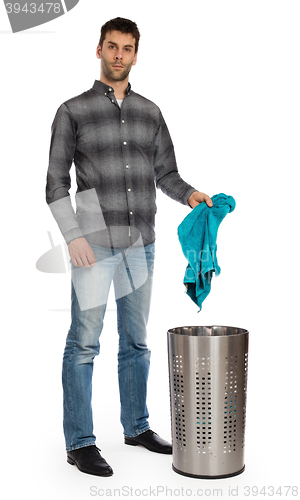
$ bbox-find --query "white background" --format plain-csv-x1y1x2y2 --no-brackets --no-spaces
1,0,299,498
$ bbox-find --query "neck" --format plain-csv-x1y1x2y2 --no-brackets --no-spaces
100,73,128,99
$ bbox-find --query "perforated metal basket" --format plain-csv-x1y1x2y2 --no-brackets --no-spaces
168,326,249,479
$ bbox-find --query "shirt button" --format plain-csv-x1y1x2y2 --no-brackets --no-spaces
109,88,112,91
123,141,127,145
111,100,114,103
125,165,129,169
130,211,133,215
122,120,125,123
128,188,131,192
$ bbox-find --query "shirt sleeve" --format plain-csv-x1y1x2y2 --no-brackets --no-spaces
153,111,196,206
45,103,83,244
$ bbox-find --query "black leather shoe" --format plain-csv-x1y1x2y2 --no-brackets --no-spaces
124,430,172,454
67,445,113,476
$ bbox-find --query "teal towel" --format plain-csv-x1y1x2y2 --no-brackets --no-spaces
177,193,236,311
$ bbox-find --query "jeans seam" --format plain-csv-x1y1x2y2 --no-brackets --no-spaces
118,263,136,434
66,279,79,448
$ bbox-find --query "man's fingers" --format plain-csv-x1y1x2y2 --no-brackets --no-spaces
206,196,213,207
188,191,213,209
76,252,96,267
72,255,85,267
87,249,96,266
80,254,91,267
68,238,97,267
70,257,77,267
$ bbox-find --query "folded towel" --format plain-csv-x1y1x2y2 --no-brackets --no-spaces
177,193,236,311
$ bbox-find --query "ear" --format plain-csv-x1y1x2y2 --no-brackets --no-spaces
96,44,102,60
132,51,138,66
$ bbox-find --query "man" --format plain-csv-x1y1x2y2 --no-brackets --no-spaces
46,17,213,477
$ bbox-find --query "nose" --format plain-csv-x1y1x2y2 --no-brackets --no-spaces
115,50,123,60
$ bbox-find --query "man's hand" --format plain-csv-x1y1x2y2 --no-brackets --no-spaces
68,237,96,267
188,191,213,209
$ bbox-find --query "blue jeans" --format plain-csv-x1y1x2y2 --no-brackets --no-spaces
62,241,155,451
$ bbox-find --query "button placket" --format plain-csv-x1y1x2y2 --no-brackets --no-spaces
120,107,134,227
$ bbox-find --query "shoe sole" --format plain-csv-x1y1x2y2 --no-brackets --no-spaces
124,438,138,446
67,456,114,477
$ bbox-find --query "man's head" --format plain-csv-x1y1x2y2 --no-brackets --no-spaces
96,18,140,85
99,17,140,54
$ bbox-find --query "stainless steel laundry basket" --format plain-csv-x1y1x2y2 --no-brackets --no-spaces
168,326,249,479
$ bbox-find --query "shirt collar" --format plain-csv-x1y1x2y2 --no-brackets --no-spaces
92,80,131,96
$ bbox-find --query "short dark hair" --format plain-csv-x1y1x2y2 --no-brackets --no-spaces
99,17,140,53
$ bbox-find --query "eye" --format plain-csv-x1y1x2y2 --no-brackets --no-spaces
108,45,116,50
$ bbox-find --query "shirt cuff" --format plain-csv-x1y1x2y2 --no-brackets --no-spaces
185,188,198,207
63,227,84,244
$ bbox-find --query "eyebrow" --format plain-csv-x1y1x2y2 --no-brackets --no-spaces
107,40,134,48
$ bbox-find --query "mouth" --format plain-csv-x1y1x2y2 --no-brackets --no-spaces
112,65,124,69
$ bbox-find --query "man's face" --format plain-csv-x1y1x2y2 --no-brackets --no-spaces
97,30,137,82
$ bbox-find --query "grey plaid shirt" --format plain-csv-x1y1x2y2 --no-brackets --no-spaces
46,80,196,247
